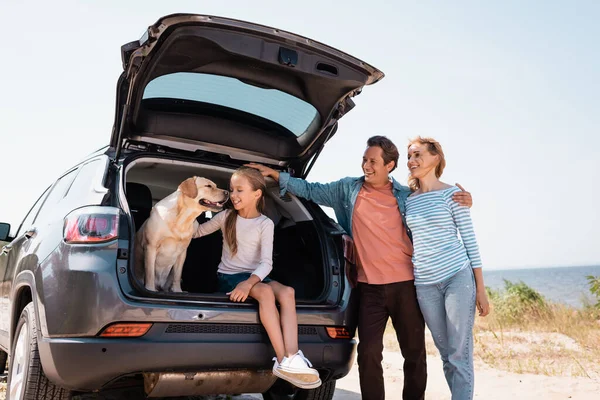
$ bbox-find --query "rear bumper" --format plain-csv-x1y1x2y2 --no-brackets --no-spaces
37,323,356,391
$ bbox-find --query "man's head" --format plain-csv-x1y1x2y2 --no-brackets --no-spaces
362,136,399,186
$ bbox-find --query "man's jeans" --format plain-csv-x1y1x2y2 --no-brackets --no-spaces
357,280,427,400
416,267,476,400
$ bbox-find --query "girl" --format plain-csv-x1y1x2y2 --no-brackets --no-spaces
193,166,321,389
405,137,489,400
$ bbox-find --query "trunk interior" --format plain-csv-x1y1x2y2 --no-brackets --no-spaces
123,156,330,303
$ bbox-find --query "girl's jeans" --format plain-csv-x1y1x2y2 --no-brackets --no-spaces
416,266,477,400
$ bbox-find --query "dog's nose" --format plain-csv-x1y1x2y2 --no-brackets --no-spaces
223,190,229,198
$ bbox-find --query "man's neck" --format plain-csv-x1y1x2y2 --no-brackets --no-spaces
364,178,391,190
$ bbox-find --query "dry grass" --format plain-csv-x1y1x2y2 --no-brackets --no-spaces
473,302,600,378
383,285,600,379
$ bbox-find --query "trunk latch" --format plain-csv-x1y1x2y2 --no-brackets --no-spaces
278,47,298,67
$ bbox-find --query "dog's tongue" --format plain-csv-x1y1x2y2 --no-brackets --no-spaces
201,199,222,206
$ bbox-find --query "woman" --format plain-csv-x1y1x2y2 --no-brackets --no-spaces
405,137,489,400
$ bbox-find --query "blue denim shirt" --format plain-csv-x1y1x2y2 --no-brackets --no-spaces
279,172,413,240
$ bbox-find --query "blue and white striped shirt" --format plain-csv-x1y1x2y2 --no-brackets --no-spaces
405,186,482,285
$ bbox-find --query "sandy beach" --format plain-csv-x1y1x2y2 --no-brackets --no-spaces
335,350,600,400
2,348,600,400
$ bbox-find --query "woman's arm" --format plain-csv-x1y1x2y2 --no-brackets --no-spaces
448,190,482,268
448,189,489,316
472,267,489,316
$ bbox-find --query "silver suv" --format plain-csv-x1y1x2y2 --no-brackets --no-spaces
0,13,383,400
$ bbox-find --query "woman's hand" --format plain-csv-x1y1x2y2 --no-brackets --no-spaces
227,280,254,302
476,288,490,317
453,183,473,208
245,163,280,181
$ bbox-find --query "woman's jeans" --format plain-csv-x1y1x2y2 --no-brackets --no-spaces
416,267,476,400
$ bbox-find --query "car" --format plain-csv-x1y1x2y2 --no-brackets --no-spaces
0,13,383,400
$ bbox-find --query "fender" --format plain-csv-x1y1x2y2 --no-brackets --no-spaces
9,270,45,346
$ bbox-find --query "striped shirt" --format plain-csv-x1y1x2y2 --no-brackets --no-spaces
405,186,482,285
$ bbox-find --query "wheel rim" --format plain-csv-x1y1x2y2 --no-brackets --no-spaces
9,320,28,400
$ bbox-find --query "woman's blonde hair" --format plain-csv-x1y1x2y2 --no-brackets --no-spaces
407,136,446,191
224,166,267,256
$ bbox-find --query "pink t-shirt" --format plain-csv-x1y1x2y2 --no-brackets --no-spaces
352,182,414,284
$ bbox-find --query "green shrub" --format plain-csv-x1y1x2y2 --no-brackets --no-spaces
586,275,600,308
487,280,550,324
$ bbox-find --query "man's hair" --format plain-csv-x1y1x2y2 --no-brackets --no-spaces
367,136,400,172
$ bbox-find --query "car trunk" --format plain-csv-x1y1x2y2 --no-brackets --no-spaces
110,13,376,307
111,13,384,175
122,155,341,304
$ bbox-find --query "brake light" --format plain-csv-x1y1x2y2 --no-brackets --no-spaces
326,327,352,339
64,206,119,244
99,323,153,337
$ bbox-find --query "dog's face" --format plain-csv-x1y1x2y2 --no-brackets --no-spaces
178,176,229,212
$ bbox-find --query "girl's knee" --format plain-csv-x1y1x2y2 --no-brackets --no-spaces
252,283,275,302
278,285,295,304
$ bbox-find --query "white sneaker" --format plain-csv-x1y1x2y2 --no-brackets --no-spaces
272,351,322,389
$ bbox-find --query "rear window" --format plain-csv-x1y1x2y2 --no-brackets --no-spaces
143,72,320,137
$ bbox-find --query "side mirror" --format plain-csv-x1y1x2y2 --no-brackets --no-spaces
0,222,11,242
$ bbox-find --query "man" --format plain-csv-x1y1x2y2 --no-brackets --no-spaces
248,136,472,400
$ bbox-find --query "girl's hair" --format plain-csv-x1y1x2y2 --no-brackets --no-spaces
407,136,446,191
224,166,267,256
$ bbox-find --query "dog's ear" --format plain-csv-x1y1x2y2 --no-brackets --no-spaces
179,177,198,198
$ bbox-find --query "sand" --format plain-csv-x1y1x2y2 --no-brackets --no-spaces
2,350,599,399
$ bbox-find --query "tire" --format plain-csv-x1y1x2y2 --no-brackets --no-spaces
6,303,72,400
295,380,335,400
1,348,7,373
263,380,336,400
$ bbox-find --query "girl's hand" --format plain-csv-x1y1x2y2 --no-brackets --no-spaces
476,289,490,317
227,280,254,302
245,163,279,181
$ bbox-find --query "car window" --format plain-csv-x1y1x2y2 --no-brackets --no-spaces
33,169,78,227
15,187,50,237
143,72,321,137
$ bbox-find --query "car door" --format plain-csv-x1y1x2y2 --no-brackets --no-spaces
0,187,49,346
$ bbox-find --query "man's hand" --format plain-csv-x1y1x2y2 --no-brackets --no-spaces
453,183,473,208
227,280,254,302
245,163,280,181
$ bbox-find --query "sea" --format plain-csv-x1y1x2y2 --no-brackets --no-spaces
484,265,600,308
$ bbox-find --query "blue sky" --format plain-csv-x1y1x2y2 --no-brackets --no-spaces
0,0,598,269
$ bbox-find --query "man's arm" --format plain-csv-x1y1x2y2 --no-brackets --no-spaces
246,163,344,208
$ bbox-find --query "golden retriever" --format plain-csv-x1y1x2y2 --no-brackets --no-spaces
134,176,229,292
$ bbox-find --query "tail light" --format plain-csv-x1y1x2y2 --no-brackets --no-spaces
64,206,119,244
99,323,153,337
326,327,352,339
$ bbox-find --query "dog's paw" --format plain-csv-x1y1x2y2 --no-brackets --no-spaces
145,284,157,292
170,286,184,293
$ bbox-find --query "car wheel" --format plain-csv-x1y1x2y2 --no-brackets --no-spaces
263,380,336,400
7,303,72,400
0,348,7,373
